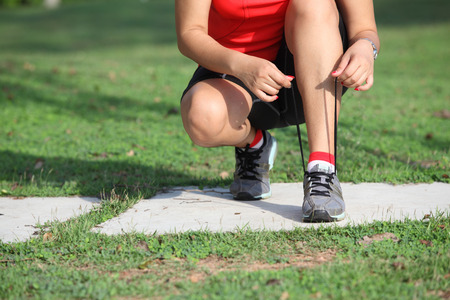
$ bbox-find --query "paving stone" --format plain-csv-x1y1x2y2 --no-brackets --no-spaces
0,197,100,243
93,182,450,235
2,183,448,242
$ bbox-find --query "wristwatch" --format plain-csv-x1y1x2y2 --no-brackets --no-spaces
359,38,378,60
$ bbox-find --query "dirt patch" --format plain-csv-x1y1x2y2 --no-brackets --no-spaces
198,249,335,273
116,249,337,283
357,232,400,246
187,250,336,282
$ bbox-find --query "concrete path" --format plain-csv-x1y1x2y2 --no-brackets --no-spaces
0,197,100,243
93,182,449,235
1,183,449,243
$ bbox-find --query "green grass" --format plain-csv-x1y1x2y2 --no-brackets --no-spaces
0,0,449,299
1,210,448,299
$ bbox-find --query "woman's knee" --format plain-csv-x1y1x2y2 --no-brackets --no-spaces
181,91,228,147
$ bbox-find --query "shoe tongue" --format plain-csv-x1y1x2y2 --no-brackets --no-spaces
308,162,333,173
242,145,261,154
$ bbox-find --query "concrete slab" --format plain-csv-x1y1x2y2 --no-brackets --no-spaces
0,197,100,243
93,183,450,235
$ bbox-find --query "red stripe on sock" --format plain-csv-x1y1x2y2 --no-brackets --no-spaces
250,129,263,148
308,151,335,166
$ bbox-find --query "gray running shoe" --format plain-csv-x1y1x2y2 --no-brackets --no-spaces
230,131,277,200
302,165,345,222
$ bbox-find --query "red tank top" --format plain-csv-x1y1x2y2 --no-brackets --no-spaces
208,0,289,61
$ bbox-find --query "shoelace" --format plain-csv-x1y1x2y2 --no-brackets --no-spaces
307,171,334,197
235,145,263,181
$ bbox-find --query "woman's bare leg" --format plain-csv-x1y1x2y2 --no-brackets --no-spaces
285,0,343,155
181,78,278,200
285,0,346,222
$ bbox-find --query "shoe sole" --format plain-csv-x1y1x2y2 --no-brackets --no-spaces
233,190,271,201
302,210,345,223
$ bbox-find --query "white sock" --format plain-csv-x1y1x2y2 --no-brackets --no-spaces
307,160,335,173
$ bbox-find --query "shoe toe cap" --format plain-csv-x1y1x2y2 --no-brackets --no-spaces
302,197,345,217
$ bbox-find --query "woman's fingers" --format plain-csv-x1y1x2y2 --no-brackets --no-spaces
337,60,373,90
355,74,374,91
270,72,293,89
332,53,350,78
251,71,294,102
333,39,375,91
252,76,295,102
254,90,279,102
340,66,368,88
237,56,295,102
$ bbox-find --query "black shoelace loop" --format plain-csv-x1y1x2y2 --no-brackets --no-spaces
308,171,334,197
235,146,263,181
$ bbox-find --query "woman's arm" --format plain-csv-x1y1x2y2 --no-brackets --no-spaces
175,0,291,101
333,0,380,91
176,0,241,77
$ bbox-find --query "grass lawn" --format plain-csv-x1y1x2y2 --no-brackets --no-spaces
0,0,449,299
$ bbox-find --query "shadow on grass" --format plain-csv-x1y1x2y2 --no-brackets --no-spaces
0,151,305,224
0,150,307,222
0,150,209,199
0,73,177,122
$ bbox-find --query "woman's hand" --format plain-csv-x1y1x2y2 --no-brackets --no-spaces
234,55,294,102
332,38,375,91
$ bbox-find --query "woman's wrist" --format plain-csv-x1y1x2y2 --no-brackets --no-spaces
357,38,378,60
349,32,380,58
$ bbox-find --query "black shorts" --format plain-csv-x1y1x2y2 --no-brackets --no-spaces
182,16,348,131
